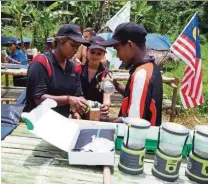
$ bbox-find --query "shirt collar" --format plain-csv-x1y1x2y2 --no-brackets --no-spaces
130,56,155,74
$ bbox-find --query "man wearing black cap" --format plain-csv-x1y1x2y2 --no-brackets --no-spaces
101,22,163,126
26,24,90,118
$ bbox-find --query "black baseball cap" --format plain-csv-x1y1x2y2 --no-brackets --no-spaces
7,40,17,45
88,36,106,52
101,22,147,47
56,24,90,46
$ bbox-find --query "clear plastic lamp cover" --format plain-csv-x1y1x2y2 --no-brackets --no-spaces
159,122,189,156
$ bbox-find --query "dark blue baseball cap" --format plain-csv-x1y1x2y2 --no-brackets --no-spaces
7,39,17,45
88,36,106,52
56,24,90,46
101,22,147,47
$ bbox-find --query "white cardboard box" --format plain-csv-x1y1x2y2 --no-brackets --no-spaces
21,99,115,166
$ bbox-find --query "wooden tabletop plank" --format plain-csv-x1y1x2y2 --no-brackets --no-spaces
1,68,27,76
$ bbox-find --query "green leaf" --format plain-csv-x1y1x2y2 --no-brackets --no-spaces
70,17,80,24
49,10,73,18
46,1,62,13
1,6,14,15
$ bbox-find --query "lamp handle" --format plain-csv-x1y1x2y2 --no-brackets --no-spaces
126,125,130,148
182,134,189,157
157,126,161,150
192,130,196,154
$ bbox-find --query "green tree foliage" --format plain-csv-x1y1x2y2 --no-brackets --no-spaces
1,1,208,48
1,1,33,45
30,1,73,52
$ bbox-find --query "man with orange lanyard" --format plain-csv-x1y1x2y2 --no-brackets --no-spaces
100,22,163,126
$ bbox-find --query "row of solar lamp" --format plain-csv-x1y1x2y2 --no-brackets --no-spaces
118,117,208,183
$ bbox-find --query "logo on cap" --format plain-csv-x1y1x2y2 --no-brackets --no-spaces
76,29,81,34
96,40,102,44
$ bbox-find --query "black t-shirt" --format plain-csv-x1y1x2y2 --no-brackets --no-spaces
80,61,106,104
26,50,83,117
119,58,163,126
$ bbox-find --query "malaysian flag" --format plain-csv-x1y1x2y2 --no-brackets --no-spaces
170,12,204,109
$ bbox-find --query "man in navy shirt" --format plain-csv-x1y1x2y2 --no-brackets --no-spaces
6,40,27,65
6,40,28,87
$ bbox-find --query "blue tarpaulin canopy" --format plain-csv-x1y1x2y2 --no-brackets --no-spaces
17,38,32,44
98,33,172,51
146,34,171,51
1,36,32,45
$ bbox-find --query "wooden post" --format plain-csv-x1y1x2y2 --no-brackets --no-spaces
103,166,112,184
5,74,9,87
169,78,179,122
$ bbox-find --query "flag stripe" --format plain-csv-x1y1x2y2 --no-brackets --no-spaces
178,36,196,55
171,47,195,70
181,34,196,49
181,69,194,87
172,44,195,67
190,59,201,98
177,39,195,58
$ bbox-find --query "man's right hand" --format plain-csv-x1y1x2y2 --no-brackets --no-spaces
68,96,88,115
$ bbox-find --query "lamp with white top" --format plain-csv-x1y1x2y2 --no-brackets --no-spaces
118,117,150,175
152,122,189,182
185,125,208,184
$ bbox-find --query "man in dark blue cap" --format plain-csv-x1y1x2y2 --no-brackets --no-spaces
6,39,28,86
100,22,163,126
6,40,27,65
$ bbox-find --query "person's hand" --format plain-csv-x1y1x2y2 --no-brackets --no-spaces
100,115,109,122
72,112,81,119
5,56,12,62
68,96,88,115
100,104,109,116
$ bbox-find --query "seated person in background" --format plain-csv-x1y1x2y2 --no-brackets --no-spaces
18,41,38,62
73,27,96,65
6,40,28,87
6,40,27,65
45,38,54,52
1,50,8,63
79,36,111,118
100,22,163,126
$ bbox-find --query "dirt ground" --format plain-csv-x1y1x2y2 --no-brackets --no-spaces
109,107,208,129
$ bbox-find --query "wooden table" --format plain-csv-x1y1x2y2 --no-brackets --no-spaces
1,124,195,184
1,68,27,87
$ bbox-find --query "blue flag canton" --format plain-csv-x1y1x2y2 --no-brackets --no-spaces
182,13,201,58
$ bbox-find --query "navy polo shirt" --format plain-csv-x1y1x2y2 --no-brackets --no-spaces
80,61,106,104
26,50,83,117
